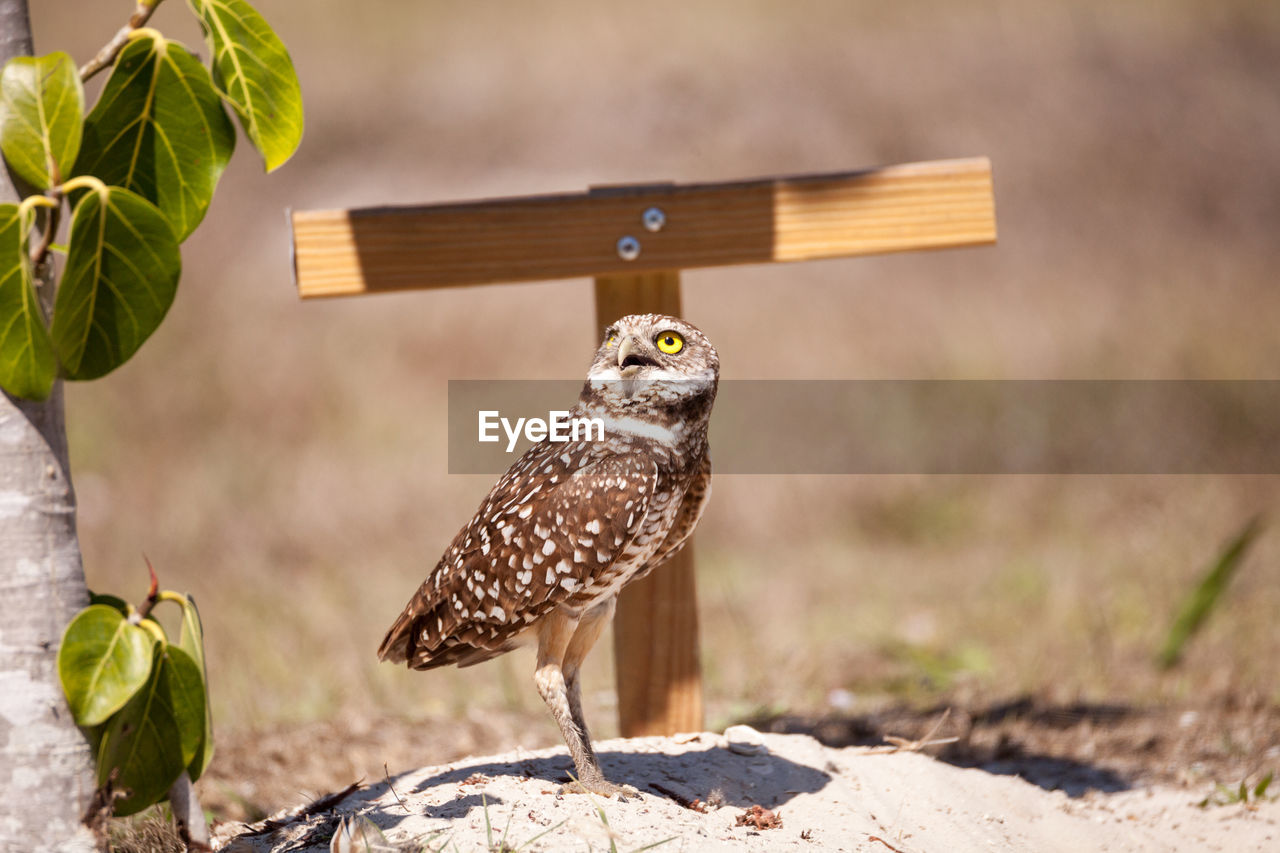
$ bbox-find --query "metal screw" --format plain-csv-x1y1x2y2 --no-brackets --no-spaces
642,206,666,232
616,235,641,261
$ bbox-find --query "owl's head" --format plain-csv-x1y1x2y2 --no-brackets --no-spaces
582,314,719,414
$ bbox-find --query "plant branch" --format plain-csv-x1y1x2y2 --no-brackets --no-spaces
78,0,163,83
135,554,160,620
28,189,61,268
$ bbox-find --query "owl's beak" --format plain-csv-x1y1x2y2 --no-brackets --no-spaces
616,334,660,378
616,335,638,369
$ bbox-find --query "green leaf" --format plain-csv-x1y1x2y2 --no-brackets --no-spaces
176,596,206,679
0,202,55,399
97,644,206,816
177,594,214,780
88,591,130,614
50,183,180,380
0,52,84,188
187,0,303,172
76,34,235,242
1157,517,1263,669
164,645,207,769
57,604,157,727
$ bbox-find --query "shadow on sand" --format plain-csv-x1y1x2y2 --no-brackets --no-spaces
405,742,832,804
745,695,1135,797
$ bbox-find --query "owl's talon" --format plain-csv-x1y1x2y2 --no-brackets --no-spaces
560,777,639,800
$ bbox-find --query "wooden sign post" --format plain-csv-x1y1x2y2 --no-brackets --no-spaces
291,157,997,737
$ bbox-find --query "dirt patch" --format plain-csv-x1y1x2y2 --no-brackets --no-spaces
202,709,553,823
203,695,1279,826
213,730,1279,852
747,694,1280,795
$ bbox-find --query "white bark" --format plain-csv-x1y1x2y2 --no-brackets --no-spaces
169,771,210,847
0,386,96,853
0,2,97,850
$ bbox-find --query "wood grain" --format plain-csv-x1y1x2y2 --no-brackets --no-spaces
611,545,703,737
595,271,703,737
292,157,996,298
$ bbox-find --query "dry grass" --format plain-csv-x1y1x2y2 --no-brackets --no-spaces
102,815,184,853
26,0,1280,822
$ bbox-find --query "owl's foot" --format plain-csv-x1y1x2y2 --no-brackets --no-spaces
560,773,639,800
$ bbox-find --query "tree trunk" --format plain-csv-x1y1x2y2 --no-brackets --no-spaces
0,2,97,850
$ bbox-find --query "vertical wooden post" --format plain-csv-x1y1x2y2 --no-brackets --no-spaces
594,271,704,736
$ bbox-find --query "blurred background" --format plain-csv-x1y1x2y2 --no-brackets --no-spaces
31,0,1279,816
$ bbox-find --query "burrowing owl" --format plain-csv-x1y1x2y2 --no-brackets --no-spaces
379,313,719,796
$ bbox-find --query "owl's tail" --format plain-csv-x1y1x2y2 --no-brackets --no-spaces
376,607,416,664
378,589,460,670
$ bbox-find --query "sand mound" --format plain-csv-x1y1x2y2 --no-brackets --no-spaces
217,729,1278,852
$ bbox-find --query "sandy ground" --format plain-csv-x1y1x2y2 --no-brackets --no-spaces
214,729,1278,852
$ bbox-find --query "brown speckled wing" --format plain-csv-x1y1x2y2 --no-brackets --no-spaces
378,439,658,670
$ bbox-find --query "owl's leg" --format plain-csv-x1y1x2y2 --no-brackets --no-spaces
535,603,631,798
562,599,618,785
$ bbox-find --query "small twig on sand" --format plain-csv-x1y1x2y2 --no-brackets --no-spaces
647,782,707,812
872,708,959,754
868,835,908,853
244,781,362,837
383,762,412,813
303,781,363,816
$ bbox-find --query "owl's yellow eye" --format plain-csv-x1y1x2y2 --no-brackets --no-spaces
606,333,618,347
655,331,684,354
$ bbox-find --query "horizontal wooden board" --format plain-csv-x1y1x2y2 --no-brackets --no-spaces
291,157,996,298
